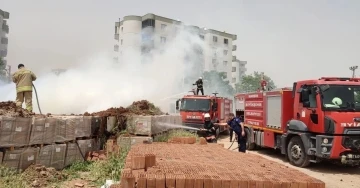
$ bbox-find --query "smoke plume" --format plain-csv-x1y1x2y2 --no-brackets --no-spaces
0,25,232,114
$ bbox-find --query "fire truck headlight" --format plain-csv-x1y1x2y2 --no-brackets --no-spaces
322,147,328,153
323,138,329,144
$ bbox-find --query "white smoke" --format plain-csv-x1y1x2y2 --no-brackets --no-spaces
1,25,227,114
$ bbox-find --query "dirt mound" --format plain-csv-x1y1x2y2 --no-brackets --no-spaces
0,101,33,117
22,165,67,188
91,100,163,117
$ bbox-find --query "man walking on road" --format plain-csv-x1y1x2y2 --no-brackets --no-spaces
12,64,37,112
227,113,246,153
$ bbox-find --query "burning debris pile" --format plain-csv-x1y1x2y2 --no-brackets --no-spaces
0,101,33,117
89,100,163,117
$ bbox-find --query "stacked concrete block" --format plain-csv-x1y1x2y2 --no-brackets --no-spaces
75,116,96,138
43,118,56,144
65,118,76,141
19,147,39,172
0,117,31,147
36,145,53,167
64,143,83,167
91,116,102,136
2,149,22,170
77,139,94,157
51,144,66,170
29,118,46,145
0,151,3,163
126,116,153,136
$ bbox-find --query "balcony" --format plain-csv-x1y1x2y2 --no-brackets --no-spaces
1,37,8,44
232,45,237,51
2,24,9,34
114,34,119,41
232,56,236,61
114,45,119,52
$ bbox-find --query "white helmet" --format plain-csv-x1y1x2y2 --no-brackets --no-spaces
204,113,210,118
332,97,342,106
199,77,202,80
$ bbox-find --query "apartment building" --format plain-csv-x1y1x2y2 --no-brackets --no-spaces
114,13,247,85
0,9,9,67
231,60,247,87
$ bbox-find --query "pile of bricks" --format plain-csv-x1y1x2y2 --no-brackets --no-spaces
116,143,325,188
167,137,196,144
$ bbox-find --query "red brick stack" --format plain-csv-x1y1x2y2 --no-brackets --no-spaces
117,142,325,188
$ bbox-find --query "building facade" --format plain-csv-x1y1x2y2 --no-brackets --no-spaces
0,9,9,67
231,60,247,87
113,13,247,85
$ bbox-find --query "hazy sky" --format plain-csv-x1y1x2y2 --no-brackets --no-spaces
1,0,360,87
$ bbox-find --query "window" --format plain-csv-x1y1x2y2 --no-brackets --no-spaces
121,27,123,32
223,61,228,67
213,36,218,42
232,67,236,72
180,99,210,112
223,73,227,79
121,39,123,45
199,35,204,40
224,38,228,45
161,24,167,30
142,19,155,28
161,37,166,43
232,78,236,83
223,50,228,55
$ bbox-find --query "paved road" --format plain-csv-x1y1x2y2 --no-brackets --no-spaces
217,136,360,188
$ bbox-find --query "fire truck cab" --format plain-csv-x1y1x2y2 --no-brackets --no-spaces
176,93,232,136
235,77,360,167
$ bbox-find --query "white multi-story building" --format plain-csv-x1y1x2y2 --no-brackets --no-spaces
0,9,9,67
232,60,247,86
114,13,247,85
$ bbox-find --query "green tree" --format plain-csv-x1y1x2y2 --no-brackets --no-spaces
235,71,276,92
202,70,235,97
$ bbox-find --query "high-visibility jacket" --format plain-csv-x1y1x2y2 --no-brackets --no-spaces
12,68,37,93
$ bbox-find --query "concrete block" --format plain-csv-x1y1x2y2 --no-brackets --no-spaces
19,147,39,172
2,149,22,171
127,116,153,136
117,136,152,148
0,117,31,147
36,145,53,167
107,116,117,132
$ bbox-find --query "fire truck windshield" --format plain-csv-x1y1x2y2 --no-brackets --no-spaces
321,85,360,111
180,98,210,112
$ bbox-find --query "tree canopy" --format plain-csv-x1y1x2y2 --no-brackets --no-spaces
202,70,235,97
235,71,276,93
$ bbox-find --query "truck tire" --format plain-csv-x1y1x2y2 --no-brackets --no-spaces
245,128,256,150
287,136,311,167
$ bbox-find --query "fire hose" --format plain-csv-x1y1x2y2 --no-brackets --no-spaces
32,83,42,115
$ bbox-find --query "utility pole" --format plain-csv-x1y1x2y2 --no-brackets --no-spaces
349,66,358,78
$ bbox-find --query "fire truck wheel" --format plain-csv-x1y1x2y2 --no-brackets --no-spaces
245,128,255,150
287,136,311,167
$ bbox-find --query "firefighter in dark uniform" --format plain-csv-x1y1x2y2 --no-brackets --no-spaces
193,77,204,95
227,113,246,153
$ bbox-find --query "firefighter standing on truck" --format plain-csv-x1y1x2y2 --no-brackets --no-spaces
227,113,246,153
193,77,204,95
12,64,37,112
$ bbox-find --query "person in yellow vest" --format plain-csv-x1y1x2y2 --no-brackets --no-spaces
12,64,37,112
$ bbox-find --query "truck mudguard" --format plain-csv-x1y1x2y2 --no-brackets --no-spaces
281,132,312,156
288,120,309,132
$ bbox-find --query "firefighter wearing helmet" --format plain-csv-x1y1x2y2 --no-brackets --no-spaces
193,77,204,95
203,113,216,137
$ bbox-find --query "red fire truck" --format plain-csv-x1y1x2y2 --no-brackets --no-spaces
176,92,232,136
235,77,360,167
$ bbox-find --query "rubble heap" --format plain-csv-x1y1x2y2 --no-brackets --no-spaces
22,165,67,188
0,101,33,117
112,143,325,188
90,100,163,117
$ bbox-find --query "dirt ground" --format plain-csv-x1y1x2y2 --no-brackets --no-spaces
217,136,360,188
